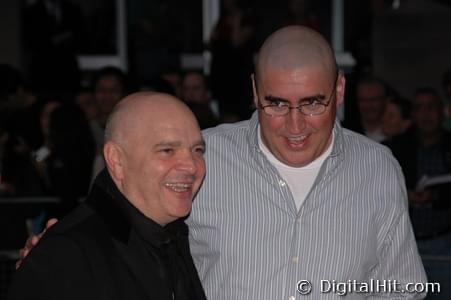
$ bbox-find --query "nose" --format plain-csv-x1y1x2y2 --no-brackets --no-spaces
178,150,199,174
286,108,306,134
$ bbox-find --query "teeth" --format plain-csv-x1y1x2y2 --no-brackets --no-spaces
165,183,191,192
288,135,307,141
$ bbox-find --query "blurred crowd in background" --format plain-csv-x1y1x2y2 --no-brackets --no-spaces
1,0,451,266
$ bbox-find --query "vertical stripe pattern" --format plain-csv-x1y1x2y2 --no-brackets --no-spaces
187,112,427,299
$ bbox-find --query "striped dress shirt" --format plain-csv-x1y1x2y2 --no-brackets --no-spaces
187,112,427,299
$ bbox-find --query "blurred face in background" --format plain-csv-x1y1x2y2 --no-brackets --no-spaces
413,92,443,136
162,72,182,98
356,82,387,125
76,90,98,121
182,72,210,104
382,102,411,137
95,75,124,117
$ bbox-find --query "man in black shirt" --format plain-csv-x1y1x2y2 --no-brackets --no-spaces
8,92,207,300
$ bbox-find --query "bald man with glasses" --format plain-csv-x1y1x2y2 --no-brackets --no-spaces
187,25,427,299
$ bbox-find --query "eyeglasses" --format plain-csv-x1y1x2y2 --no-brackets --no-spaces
257,73,338,117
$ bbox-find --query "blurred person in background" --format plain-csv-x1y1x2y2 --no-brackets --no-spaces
160,67,183,98
386,87,451,254
280,0,322,32
441,68,451,131
381,96,412,141
76,87,98,122
23,0,85,98
209,0,257,121
89,66,129,179
354,76,389,142
34,103,96,217
93,66,128,130
182,70,220,129
0,64,42,151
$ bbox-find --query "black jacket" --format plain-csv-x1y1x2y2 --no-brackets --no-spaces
8,170,206,300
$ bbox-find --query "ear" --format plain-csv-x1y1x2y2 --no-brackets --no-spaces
335,72,346,107
103,141,125,183
251,73,259,108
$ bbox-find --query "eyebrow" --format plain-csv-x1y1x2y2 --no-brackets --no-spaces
193,139,207,150
154,141,182,149
264,94,326,103
154,139,206,149
193,140,206,149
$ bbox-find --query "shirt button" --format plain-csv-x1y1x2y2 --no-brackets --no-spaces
292,256,299,263
289,296,295,300
279,180,286,186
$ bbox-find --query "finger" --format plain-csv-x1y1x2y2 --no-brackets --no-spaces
19,248,28,259
44,218,58,231
30,235,41,246
25,236,36,249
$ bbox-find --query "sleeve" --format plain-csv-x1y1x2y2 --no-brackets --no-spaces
7,235,96,300
368,209,428,299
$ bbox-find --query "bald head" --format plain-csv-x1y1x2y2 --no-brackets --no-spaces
255,26,337,83
102,91,205,225
252,26,345,168
105,91,199,149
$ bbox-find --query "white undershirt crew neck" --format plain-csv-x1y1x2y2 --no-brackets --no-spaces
258,126,334,210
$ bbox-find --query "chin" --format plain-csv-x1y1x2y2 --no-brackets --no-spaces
284,150,315,166
287,161,309,168
280,156,309,168
171,203,193,219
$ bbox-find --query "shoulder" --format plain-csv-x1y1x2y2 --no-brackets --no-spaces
202,119,251,142
202,119,253,160
336,128,409,226
8,218,99,299
341,128,397,164
23,204,107,269
46,204,103,237
8,206,110,298
338,128,406,197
